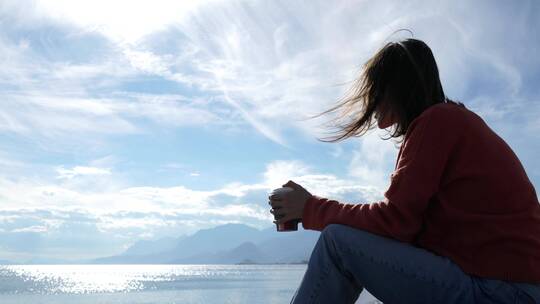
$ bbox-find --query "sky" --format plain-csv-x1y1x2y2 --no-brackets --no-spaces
0,0,539,262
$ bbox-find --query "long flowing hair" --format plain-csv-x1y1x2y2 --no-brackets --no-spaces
312,37,464,144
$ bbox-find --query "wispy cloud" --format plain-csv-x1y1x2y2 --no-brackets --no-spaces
0,0,539,261
3,0,538,147
56,166,112,179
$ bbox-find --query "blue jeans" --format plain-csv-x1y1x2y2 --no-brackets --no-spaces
290,224,540,304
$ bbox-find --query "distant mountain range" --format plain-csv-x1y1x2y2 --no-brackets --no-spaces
92,223,321,265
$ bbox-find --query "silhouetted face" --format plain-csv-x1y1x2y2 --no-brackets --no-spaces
375,93,396,129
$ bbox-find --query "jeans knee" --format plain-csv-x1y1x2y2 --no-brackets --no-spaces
322,224,348,239
322,224,372,249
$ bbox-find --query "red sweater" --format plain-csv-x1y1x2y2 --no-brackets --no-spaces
302,101,540,283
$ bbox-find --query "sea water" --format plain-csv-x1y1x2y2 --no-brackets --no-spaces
0,264,381,304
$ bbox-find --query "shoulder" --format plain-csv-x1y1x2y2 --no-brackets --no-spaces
413,102,468,128
422,101,468,121
405,102,469,141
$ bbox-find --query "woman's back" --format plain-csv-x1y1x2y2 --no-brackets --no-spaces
302,101,540,283
409,102,540,283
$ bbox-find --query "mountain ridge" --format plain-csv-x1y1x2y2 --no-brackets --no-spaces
93,223,320,264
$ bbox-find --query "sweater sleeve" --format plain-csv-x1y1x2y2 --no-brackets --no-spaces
301,107,463,243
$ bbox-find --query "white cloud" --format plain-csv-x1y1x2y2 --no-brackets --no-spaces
11,225,48,233
119,93,229,127
2,0,537,148
0,93,139,139
262,160,312,190
0,90,238,142
97,216,173,231
0,0,539,261
88,155,119,168
32,0,221,44
348,130,401,190
123,49,172,75
56,166,112,180
0,27,233,144
0,156,400,260
259,159,388,202
0,158,388,221
0,153,27,169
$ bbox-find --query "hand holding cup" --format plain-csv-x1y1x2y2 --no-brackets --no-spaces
268,180,313,231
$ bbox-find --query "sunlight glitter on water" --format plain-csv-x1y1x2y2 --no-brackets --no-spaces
0,264,304,295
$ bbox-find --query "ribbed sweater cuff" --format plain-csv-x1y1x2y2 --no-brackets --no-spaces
302,195,325,231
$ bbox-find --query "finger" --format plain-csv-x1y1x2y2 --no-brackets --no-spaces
268,194,284,201
269,208,285,217
272,207,287,217
274,214,291,224
270,210,283,220
271,209,288,222
274,209,293,223
268,201,284,209
273,214,285,221
282,180,296,188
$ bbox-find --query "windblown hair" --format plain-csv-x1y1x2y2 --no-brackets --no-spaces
312,38,464,143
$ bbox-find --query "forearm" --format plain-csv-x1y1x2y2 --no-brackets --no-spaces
302,195,421,243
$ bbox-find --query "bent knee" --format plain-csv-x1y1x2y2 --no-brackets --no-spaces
322,224,375,243
322,223,350,237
